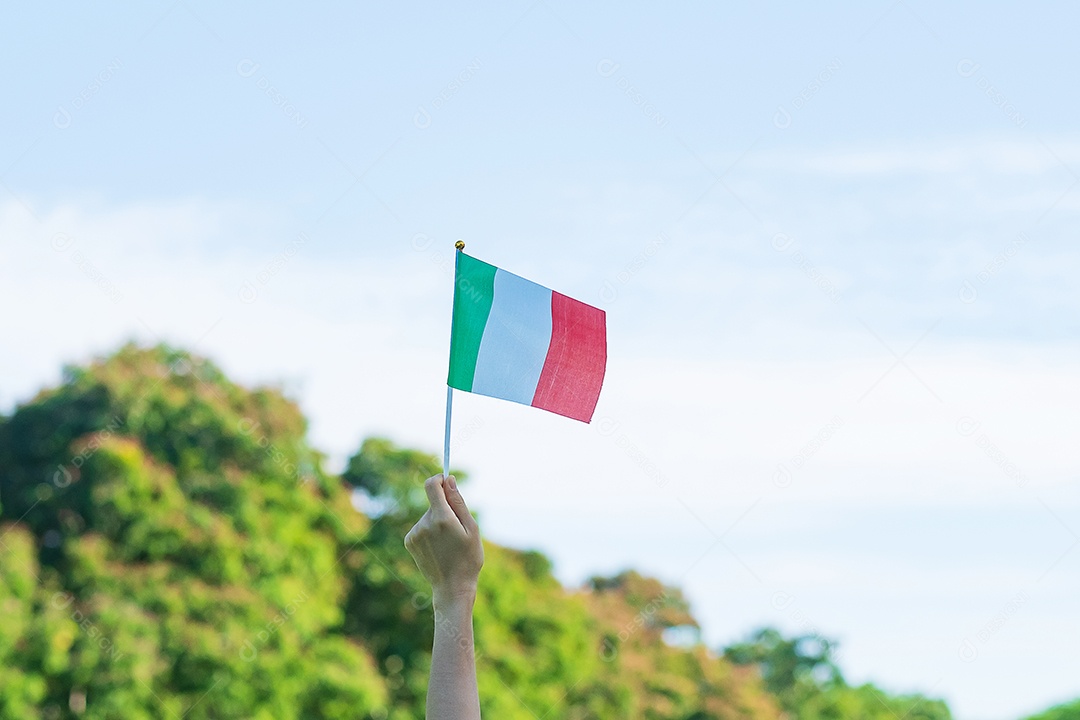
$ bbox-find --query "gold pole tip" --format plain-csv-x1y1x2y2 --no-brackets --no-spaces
454,240,465,250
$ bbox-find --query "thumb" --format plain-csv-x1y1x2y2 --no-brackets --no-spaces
422,474,454,519
443,475,477,532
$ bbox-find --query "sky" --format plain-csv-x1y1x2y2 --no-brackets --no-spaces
2,2,1079,718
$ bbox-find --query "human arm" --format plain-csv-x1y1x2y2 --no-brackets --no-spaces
404,474,484,720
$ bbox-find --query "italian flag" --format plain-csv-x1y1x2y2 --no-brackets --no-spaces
448,252,607,423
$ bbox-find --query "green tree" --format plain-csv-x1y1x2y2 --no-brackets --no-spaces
1023,699,1080,720
724,628,950,720
343,437,463,519
724,627,841,704
0,344,387,719
0,343,949,719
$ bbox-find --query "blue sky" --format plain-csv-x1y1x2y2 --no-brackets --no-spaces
2,3,1078,719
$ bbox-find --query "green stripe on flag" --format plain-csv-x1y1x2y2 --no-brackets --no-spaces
448,253,497,391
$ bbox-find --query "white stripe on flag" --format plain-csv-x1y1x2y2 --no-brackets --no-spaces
471,269,553,405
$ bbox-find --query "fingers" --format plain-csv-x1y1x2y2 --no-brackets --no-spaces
443,475,479,533
404,507,425,548
423,474,456,520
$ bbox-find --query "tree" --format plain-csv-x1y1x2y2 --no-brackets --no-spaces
0,343,954,720
724,628,951,720
1022,700,1080,720
0,344,388,719
724,627,842,702
342,437,461,519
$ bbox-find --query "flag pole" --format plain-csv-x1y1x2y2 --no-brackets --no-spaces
443,385,453,478
443,240,466,478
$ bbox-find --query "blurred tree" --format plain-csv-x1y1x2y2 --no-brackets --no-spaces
342,436,465,519
1022,700,1080,720
0,345,386,719
724,627,842,701
725,628,951,720
0,343,971,720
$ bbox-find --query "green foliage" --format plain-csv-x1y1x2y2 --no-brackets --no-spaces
344,437,444,518
724,627,841,703
1023,700,1080,720
0,342,998,719
0,345,385,718
338,439,782,720
724,628,951,720
798,684,952,720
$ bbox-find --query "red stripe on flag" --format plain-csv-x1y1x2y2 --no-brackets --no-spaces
531,291,607,422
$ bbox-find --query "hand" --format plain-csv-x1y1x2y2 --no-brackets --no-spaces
405,475,484,607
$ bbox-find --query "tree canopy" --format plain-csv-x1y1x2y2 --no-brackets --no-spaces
0,344,776,719
0,344,1069,719
724,628,951,720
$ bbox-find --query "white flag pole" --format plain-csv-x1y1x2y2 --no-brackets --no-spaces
443,385,453,478
443,240,465,478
